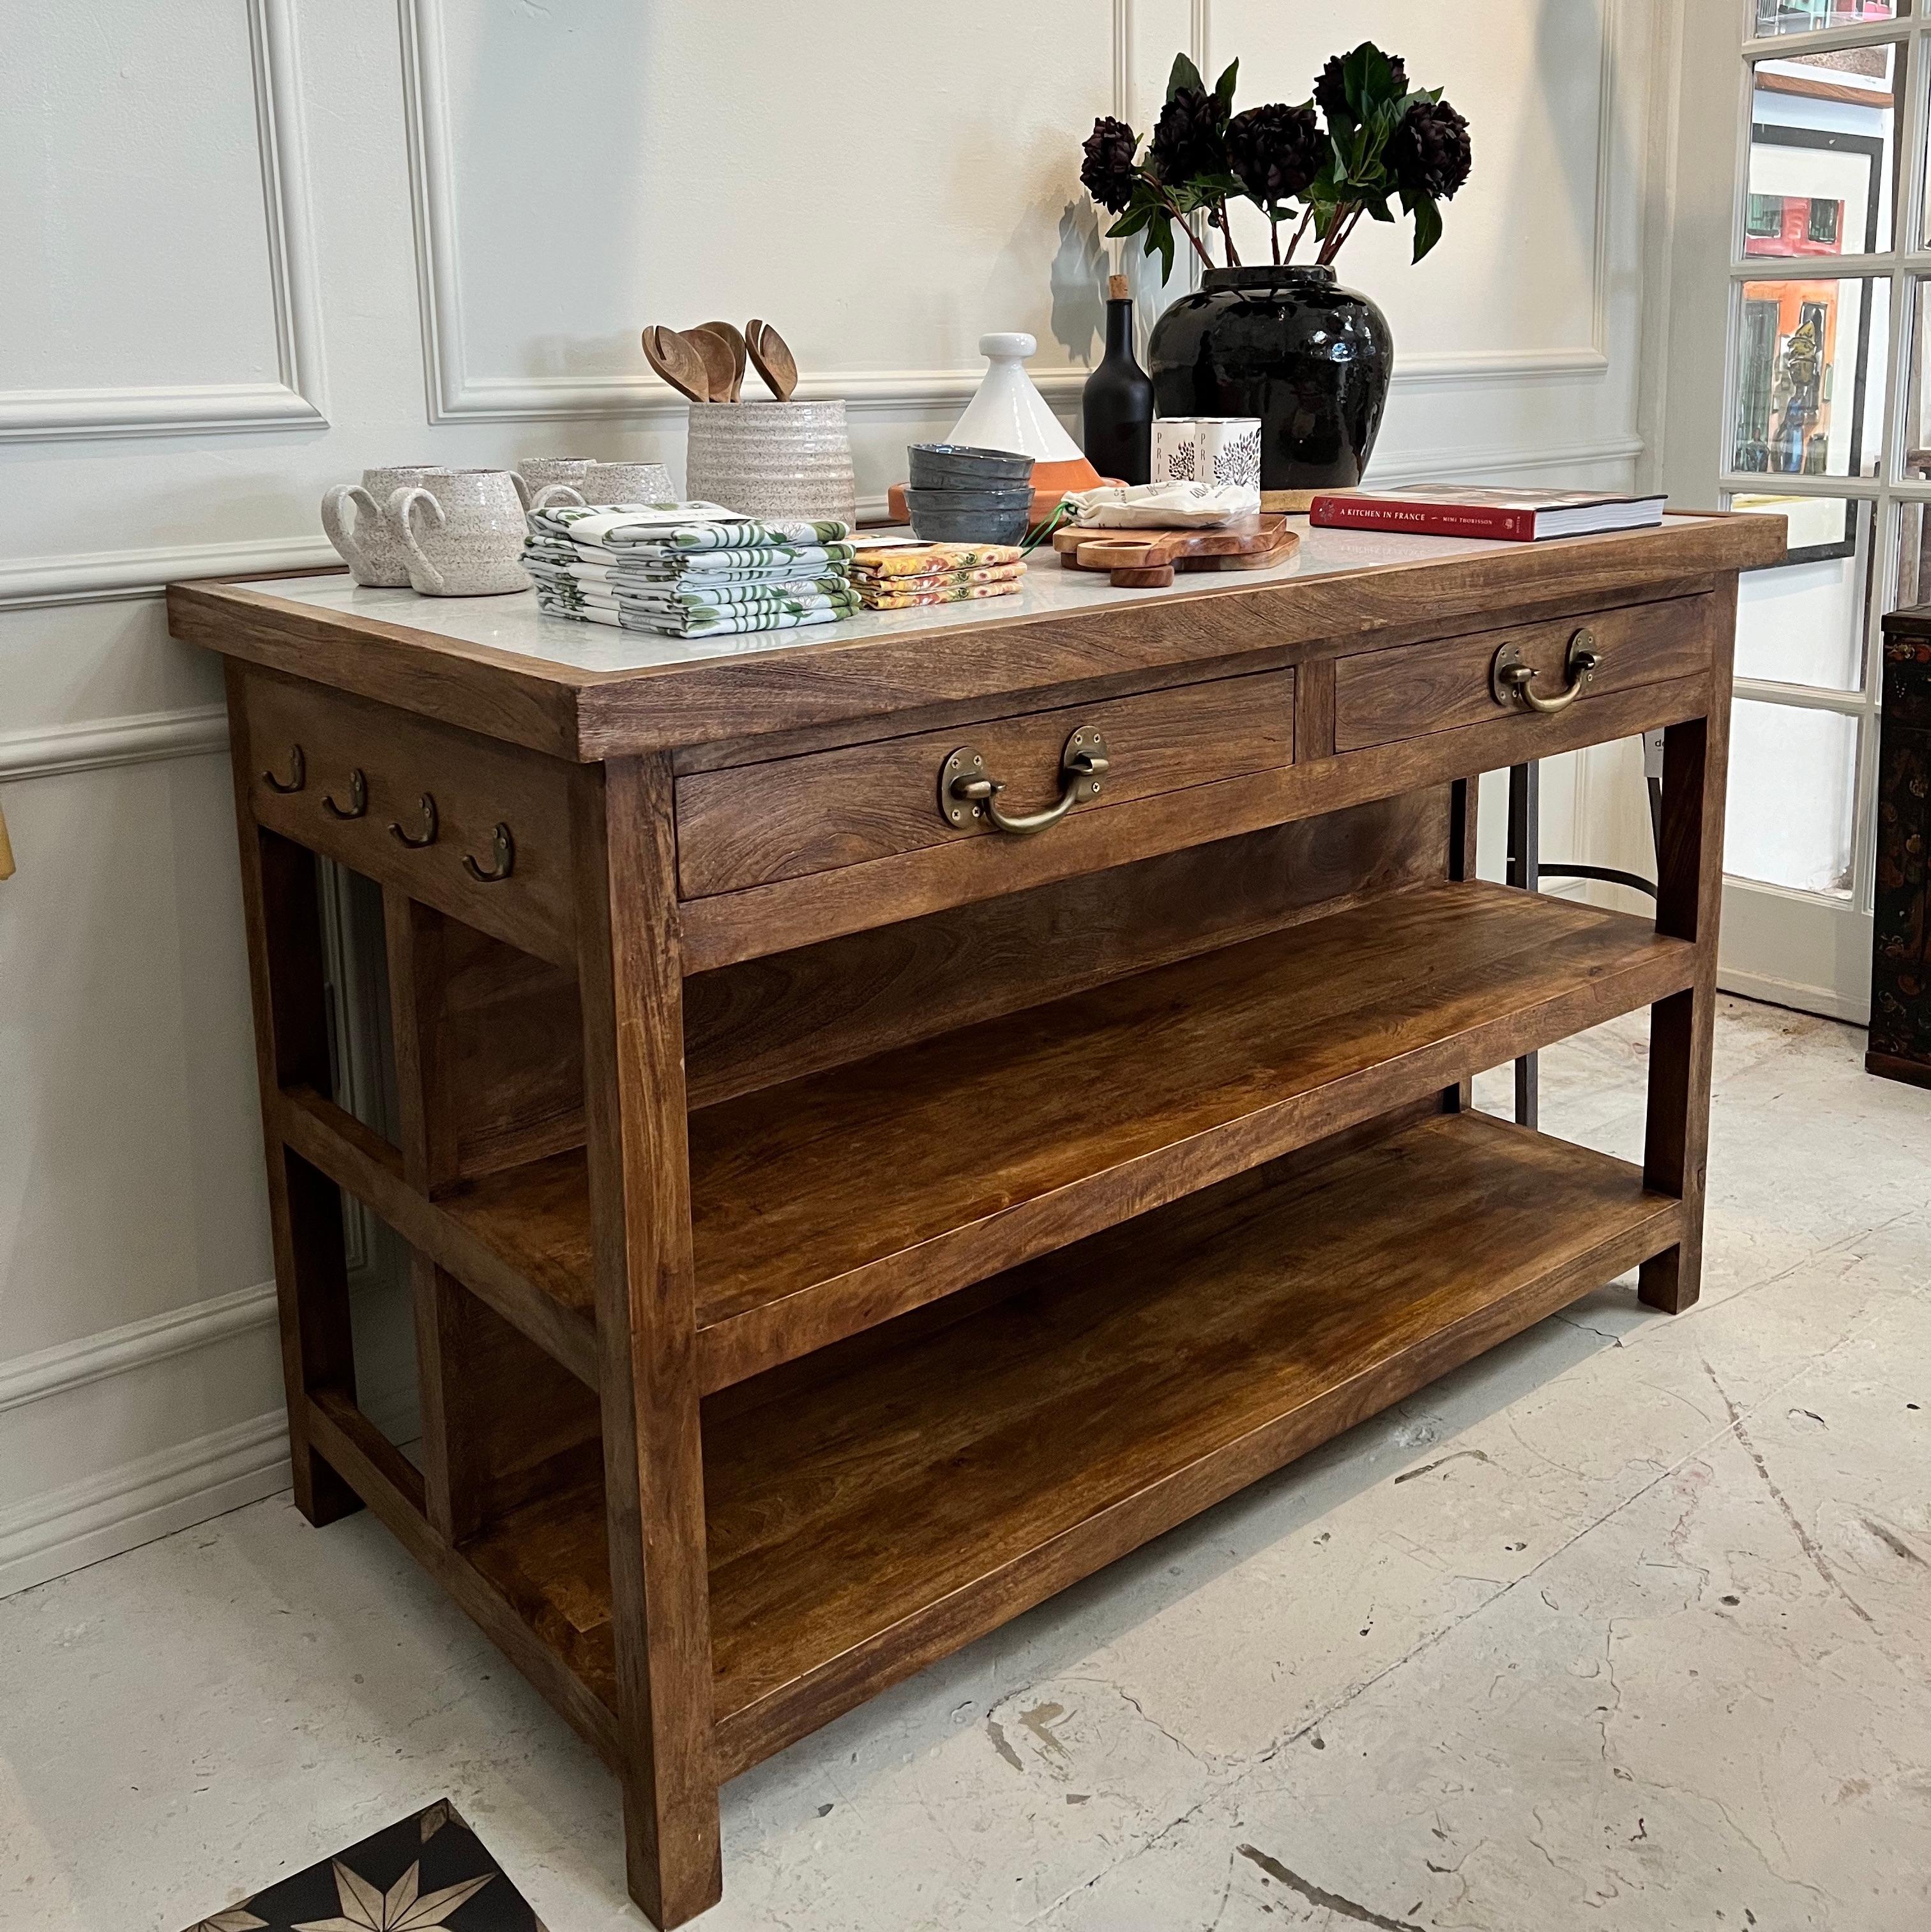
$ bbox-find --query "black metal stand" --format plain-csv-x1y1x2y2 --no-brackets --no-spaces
1508,733,1665,1127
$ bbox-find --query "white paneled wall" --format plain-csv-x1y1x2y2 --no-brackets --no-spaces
0,0,1668,1598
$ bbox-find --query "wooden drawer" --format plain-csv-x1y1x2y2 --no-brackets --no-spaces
674,669,1296,899
1333,595,1713,753
242,669,575,967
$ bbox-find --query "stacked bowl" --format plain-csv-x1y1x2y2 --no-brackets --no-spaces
904,445,1036,543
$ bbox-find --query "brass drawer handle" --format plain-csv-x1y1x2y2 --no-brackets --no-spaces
939,728,1109,837
1492,628,1602,715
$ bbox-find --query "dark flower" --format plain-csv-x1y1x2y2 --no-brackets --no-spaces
1314,49,1407,123
1080,115,1140,214
1148,85,1229,185
1225,102,1325,204
1391,97,1473,201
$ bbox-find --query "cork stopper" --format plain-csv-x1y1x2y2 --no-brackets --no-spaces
1107,273,1130,301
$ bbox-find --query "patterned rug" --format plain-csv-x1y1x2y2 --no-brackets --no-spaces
181,1799,546,1931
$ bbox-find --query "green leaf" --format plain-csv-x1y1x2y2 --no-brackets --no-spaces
1166,50,1205,100
1411,195,1443,262
1153,215,1176,284
1214,59,1239,110
1364,195,1395,224
1107,204,1154,238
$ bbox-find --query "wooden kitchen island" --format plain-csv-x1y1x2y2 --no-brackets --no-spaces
170,509,1782,1926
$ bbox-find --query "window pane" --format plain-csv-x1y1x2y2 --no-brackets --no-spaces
1891,499,1931,606
1730,494,1872,688
1730,277,1885,476
1724,701,1860,894
1753,0,1906,34
1750,43,1898,255
1897,280,1931,469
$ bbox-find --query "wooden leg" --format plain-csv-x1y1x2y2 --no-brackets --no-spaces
572,756,721,1929
224,663,360,1525
1641,584,1736,1313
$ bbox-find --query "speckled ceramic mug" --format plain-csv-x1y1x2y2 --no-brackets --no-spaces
321,465,441,587
513,456,601,512
524,459,677,510
387,469,531,597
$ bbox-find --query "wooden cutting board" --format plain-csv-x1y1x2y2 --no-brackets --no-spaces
1052,512,1298,588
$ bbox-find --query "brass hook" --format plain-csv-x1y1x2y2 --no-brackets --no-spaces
322,768,367,819
262,745,306,793
462,822,516,883
388,792,439,848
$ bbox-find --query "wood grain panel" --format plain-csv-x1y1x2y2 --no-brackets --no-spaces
1333,594,1713,750
683,791,1449,1108
678,673,1715,973
241,664,577,966
674,669,1294,899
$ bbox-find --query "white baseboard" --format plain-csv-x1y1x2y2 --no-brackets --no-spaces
0,1411,291,1601
0,1281,278,1415
1716,964,1870,1027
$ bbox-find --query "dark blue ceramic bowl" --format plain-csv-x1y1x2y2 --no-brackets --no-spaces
904,491,1034,545
908,443,1036,491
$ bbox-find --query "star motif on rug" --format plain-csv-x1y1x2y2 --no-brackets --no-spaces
292,1857,492,1931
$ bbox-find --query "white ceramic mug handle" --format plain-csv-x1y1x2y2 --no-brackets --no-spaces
530,483,586,511
321,483,382,577
388,486,446,595
509,471,533,510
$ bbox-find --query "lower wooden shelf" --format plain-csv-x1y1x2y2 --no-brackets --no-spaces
461,1107,1681,1781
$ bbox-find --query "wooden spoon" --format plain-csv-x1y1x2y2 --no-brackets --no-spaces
682,326,736,403
642,324,709,402
693,320,746,400
745,319,798,400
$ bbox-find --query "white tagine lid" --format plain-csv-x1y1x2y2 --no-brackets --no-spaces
946,332,1086,464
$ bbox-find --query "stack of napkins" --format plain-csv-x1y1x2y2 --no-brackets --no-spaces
849,541,1027,609
524,502,859,637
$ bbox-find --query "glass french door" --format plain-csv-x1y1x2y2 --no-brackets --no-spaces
1714,0,1930,1019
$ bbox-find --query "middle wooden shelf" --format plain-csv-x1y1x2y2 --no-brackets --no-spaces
433,879,1695,1392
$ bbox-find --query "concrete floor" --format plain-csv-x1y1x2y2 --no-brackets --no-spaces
3,997,1928,1931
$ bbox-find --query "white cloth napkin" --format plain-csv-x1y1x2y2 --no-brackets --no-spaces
1062,481,1258,528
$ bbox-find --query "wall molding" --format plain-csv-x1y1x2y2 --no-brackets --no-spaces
1369,431,1645,484
0,1411,291,1601
0,1283,276,1416
400,0,1612,427
0,535,338,612
0,0,326,443
0,704,230,782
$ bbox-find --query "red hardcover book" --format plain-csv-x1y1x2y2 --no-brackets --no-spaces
1308,485,1667,542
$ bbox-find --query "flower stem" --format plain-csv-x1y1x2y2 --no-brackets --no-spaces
1210,200,1241,269
1282,206,1314,265
1157,188,1218,271
1317,202,1367,268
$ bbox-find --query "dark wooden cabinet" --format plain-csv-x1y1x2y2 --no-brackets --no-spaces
170,509,1782,1928
1870,608,1931,1089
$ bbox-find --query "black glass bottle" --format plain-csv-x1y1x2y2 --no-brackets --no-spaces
1082,273,1155,485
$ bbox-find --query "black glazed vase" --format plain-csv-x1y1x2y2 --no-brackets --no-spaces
1146,266,1394,493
